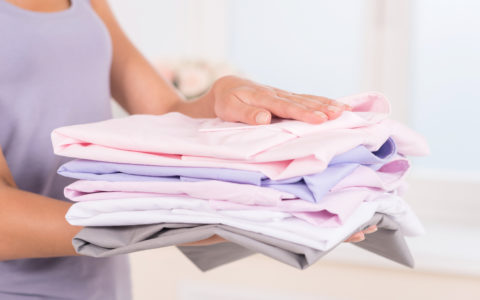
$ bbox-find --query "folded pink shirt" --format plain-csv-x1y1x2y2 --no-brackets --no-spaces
65,180,296,206
51,92,429,180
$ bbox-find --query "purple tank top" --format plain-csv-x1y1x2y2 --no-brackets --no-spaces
0,0,131,299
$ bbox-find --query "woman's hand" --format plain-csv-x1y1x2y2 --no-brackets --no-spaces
97,0,351,123
173,75,352,123
209,75,351,125
344,225,378,243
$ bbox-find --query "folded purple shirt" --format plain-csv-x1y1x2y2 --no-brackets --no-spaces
58,139,396,203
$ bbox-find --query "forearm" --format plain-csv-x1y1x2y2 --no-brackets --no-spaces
91,0,215,118
111,50,216,118
91,0,207,117
110,45,186,115
0,184,81,261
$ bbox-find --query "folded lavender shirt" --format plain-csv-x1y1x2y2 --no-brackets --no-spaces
58,139,396,203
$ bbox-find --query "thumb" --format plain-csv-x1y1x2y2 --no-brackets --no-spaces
218,95,272,125
254,110,272,125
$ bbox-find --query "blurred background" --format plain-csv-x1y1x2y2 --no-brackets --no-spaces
108,0,480,299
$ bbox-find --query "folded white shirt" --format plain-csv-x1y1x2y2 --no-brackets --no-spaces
66,191,424,251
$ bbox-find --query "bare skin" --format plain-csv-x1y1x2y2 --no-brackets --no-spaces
0,0,375,260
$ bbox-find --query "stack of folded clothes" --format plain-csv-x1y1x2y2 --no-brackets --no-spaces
51,92,429,271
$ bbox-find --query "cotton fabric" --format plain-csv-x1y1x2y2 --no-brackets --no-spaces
57,138,400,203
63,158,410,226
65,192,425,251
73,213,414,271
51,93,429,180
53,92,428,270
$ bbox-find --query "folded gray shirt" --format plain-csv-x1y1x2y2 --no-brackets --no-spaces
73,214,414,271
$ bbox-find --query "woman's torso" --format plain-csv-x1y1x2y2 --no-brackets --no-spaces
0,0,131,298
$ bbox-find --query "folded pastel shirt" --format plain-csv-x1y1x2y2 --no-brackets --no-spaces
63,162,407,227
57,138,396,182
51,93,429,180
65,190,360,227
65,180,297,206
63,158,410,227
65,192,425,251
72,214,414,270
63,156,409,215
58,162,356,204
57,139,399,203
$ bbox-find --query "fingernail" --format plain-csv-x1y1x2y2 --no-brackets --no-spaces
364,226,378,234
255,111,270,124
314,111,328,119
327,105,341,112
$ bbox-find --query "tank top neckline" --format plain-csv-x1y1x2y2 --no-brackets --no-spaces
0,0,79,18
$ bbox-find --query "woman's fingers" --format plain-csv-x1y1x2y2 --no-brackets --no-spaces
363,225,378,234
234,87,329,124
345,231,365,243
212,76,351,124
275,93,345,120
345,225,378,243
270,86,351,110
291,92,353,111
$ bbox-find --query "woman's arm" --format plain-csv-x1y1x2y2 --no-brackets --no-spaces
89,1,373,244
91,0,350,124
90,0,196,116
0,149,81,261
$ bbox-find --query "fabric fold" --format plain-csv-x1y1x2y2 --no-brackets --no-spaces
51,93,429,180
66,193,424,251
51,92,428,270
72,214,414,271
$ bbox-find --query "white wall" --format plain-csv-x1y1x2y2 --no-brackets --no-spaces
110,0,228,62
227,0,366,98
409,0,480,172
